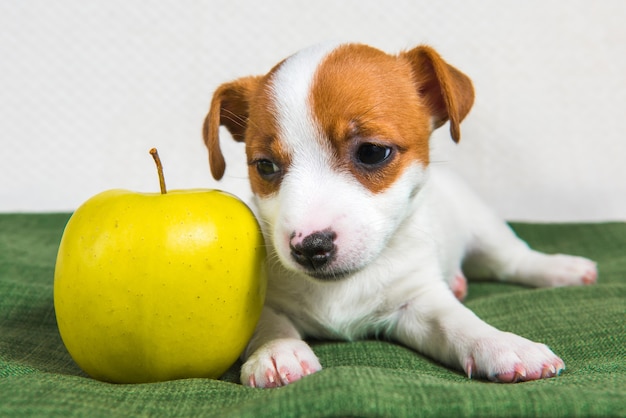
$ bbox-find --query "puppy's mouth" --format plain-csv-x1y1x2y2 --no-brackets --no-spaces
302,268,352,281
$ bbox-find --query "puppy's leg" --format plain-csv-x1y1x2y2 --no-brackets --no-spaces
502,249,598,287
444,179,598,287
392,282,565,382
461,207,597,287
241,306,322,388
435,169,597,288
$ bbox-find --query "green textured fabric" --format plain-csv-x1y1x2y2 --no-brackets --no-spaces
1,213,624,417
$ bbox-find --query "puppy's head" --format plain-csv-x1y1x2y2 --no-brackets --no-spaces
203,43,474,280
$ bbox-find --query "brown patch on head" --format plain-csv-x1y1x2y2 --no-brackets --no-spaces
243,62,296,198
310,44,432,194
202,64,290,198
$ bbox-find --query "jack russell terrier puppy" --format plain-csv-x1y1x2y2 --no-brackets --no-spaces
202,42,598,388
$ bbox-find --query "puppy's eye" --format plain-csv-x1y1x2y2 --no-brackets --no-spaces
256,159,281,178
356,143,393,166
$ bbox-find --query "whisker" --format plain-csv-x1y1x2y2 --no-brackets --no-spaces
220,107,266,135
219,109,248,130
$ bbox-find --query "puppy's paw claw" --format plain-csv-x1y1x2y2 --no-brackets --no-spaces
464,357,475,379
464,332,565,383
241,339,322,388
540,362,560,379
581,267,598,285
492,363,527,383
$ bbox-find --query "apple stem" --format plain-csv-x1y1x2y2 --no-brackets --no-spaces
149,148,167,194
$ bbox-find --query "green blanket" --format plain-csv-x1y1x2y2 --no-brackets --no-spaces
1,214,624,417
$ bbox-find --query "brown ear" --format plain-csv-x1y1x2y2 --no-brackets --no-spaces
202,76,261,180
401,46,474,143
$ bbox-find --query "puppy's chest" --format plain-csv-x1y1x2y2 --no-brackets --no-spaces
266,272,416,340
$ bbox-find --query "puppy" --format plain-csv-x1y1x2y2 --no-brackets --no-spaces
202,42,598,388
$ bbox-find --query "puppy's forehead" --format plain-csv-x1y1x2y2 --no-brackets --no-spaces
269,41,342,158
269,42,428,149
310,44,424,139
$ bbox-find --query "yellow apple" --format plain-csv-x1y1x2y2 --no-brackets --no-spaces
53,149,266,383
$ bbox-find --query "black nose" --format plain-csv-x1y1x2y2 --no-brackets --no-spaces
290,230,337,270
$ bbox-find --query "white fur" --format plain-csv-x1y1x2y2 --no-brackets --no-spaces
239,44,598,388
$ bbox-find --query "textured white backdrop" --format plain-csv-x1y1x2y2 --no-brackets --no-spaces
1,0,625,220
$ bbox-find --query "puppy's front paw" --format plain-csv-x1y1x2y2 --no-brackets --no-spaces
463,332,565,383
241,339,322,388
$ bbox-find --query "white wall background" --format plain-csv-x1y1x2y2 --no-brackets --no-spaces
1,0,625,221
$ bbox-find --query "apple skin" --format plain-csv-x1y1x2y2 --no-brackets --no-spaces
54,189,267,383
